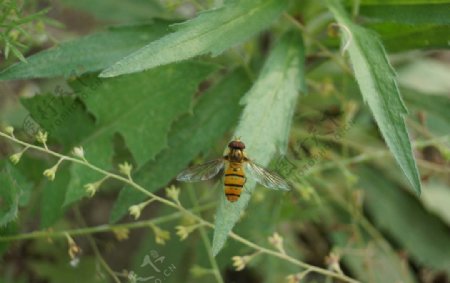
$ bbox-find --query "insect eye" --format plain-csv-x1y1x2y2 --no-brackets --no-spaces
228,140,245,149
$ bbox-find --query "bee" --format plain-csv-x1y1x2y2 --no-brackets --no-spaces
176,140,291,202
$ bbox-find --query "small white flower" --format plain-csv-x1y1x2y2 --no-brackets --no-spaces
118,161,133,177
43,165,58,181
231,255,250,271
150,224,170,245
268,232,285,254
9,152,23,164
175,226,190,241
113,227,130,241
128,199,155,220
166,185,180,204
119,161,132,174
72,146,85,159
155,232,170,245
175,224,202,241
4,126,14,135
84,179,105,198
129,205,142,220
36,130,48,144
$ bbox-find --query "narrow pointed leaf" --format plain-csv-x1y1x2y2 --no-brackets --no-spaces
327,0,421,194
212,32,305,256
100,0,288,77
0,21,171,80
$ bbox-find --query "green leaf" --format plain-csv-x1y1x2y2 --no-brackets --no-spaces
212,31,305,256
359,3,450,24
59,0,166,22
21,95,96,149
109,68,251,223
0,168,20,227
0,21,171,80
371,23,450,52
40,167,71,228
0,161,33,227
327,0,421,194
100,0,288,77
20,95,93,224
64,62,216,205
359,167,450,272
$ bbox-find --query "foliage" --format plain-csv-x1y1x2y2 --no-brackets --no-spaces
328,0,421,193
0,0,449,283
99,0,288,77
0,21,173,79
0,0,52,62
212,31,305,255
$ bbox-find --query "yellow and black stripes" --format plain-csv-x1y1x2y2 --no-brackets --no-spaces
224,162,246,202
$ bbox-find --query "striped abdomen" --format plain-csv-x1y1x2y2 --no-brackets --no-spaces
224,162,246,202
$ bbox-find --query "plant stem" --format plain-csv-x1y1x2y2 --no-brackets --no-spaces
187,186,224,283
0,203,215,242
73,207,121,283
229,232,360,283
0,131,359,283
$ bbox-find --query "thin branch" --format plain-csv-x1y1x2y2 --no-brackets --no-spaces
187,186,224,283
0,203,215,241
73,207,121,283
0,131,359,283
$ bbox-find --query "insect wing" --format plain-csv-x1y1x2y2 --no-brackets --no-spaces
176,158,225,182
246,161,291,191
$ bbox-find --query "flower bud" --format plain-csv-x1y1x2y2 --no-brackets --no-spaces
72,146,85,159
118,161,133,177
231,256,250,271
4,126,14,135
43,165,58,181
9,152,23,164
36,130,48,145
166,185,180,205
150,224,170,245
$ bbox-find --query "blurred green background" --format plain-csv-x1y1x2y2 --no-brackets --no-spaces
0,0,449,283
